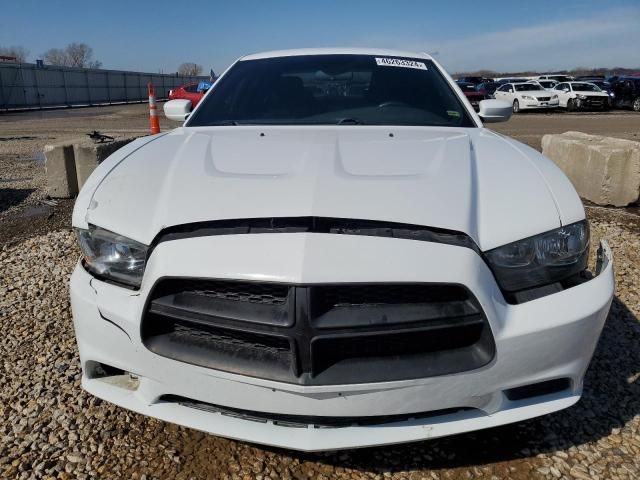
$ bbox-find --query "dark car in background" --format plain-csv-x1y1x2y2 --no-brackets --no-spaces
476,81,500,98
455,80,486,110
611,77,640,111
456,76,490,85
587,80,615,101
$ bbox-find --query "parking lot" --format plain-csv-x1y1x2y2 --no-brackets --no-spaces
1,105,639,479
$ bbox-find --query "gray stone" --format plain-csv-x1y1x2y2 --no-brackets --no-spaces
43,136,138,198
542,131,640,207
44,143,78,198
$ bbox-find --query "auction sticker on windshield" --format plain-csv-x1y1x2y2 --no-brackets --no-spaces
375,57,427,70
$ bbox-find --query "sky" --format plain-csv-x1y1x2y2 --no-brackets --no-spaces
2,0,639,75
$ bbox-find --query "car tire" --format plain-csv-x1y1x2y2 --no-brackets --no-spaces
512,100,520,113
567,99,576,112
633,97,640,112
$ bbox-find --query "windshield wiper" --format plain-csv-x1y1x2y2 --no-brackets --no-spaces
337,118,366,125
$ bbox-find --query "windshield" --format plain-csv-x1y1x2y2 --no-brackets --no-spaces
479,82,498,92
188,55,475,128
572,83,601,92
515,83,543,91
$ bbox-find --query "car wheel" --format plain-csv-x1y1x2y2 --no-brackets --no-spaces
512,100,520,113
633,97,640,112
567,99,576,112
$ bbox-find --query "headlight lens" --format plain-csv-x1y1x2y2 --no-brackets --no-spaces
577,94,588,100
75,226,148,287
552,94,558,99
485,221,589,292
522,95,535,100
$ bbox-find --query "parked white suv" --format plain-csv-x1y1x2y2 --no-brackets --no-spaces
553,82,611,111
494,82,560,112
70,48,614,451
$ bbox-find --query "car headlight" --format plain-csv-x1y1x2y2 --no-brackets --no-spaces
577,94,587,100
552,95,558,99
522,95,535,100
609,92,615,97
485,221,589,292
75,226,148,288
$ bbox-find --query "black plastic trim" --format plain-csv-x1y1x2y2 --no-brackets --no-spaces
504,378,571,401
160,394,477,428
149,216,481,253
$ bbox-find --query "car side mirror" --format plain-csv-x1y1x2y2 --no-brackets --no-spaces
164,99,192,122
478,99,512,123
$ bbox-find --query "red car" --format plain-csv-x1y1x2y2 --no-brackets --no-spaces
168,82,206,106
456,81,486,111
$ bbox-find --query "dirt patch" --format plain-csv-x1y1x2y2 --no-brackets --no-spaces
0,199,74,246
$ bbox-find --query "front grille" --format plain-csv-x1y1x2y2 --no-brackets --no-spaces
581,96,606,107
537,97,551,101
142,280,495,385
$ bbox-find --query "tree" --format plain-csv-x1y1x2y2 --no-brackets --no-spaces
0,46,29,62
42,42,101,68
43,48,68,66
65,42,93,67
178,62,203,76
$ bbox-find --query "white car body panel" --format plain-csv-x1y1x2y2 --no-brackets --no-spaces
86,126,571,251
70,48,615,451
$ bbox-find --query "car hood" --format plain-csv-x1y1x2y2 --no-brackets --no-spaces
75,126,584,251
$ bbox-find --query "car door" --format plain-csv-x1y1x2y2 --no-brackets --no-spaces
503,84,515,102
555,83,570,106
182,84,202,105
495,84,513,102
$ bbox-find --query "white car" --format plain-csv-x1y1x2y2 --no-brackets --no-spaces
537,74,573,83
553,82,611,111
494,82,560,112
70,48,614,451
536,79,559,91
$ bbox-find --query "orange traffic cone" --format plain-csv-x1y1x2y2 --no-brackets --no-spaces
148,83,160,134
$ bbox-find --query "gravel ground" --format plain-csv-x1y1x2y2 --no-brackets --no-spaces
0,211,638,479
1,105,639,479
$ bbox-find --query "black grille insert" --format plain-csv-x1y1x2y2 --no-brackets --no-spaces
142,280,495,385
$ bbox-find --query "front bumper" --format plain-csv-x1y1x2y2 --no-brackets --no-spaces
70,234,614,451
575,97,609,109
522,99,560,109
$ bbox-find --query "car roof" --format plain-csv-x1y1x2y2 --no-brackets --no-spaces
240,48,433,61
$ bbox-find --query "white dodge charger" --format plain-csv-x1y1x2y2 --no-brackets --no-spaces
70,48,614,451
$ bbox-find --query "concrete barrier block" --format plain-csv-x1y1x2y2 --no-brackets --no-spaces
542,131,640,207
44,143,78,198
73,138,136,190
44,136,139,198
